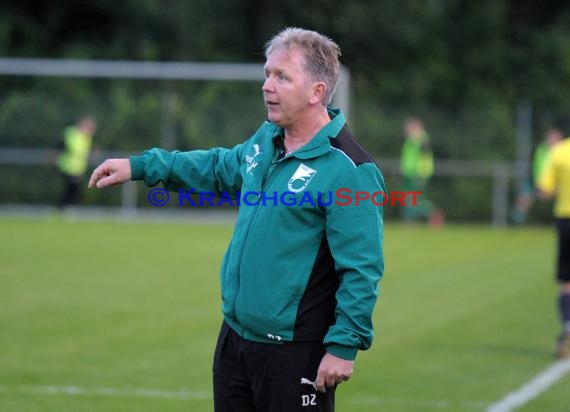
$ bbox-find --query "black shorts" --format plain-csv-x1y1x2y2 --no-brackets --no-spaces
557,218,570,282
213,322,335,412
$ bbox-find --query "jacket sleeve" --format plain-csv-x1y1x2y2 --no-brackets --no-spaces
323,162,386,360
129,143,246,197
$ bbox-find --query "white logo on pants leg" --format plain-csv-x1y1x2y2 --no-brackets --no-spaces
300,377,317,391
301,394,317,406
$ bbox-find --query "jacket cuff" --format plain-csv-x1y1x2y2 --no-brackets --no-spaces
129,155,145,181
326,344,357,361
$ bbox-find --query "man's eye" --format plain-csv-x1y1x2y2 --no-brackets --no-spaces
278,74,285,80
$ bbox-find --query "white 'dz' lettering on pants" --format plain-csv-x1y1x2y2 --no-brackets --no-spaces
301,394,317,407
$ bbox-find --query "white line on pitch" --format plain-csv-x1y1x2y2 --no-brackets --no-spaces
349,395,487,410
0,384,211,400
486,357,570,412
0,384,491,409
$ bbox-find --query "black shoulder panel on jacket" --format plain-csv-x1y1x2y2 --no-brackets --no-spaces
330,126,378,167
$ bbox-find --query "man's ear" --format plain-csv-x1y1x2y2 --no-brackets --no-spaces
309,82,327,105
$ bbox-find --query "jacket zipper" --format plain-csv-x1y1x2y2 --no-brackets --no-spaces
233,153,287,328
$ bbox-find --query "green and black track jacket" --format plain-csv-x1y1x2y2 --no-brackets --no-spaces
130,108,385,360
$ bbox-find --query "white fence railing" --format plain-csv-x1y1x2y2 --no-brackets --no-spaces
0,57,352,124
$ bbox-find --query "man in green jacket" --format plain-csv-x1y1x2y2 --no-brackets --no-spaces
89,28,385,412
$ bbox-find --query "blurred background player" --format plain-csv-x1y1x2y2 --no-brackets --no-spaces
511,127,563,225
399,117,444,227
537,129,570,358
56,116,97,210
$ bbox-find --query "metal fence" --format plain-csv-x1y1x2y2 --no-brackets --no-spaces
0,147,520,227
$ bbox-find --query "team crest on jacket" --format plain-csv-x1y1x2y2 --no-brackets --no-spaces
288,163,317,193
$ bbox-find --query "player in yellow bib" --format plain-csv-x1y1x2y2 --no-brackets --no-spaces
537,133,570,358
57,116,97,209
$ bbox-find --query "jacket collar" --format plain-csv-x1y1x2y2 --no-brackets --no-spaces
271,108,346,160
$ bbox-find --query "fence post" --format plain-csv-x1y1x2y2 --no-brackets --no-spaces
332,66,351,125
121,181,137,216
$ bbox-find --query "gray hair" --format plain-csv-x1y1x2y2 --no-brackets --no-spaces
264,27,341,106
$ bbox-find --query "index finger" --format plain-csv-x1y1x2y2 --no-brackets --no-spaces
88,163,107,188
315,373,326,393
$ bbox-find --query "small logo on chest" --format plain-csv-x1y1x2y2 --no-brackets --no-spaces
288,163,317,193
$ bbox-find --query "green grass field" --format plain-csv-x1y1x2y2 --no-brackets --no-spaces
1,216,569,412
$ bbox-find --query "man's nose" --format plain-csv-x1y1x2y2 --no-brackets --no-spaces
262,77,273,92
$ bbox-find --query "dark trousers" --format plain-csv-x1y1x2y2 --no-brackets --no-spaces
213,322,335,412
557,218,570,282
59,173,83,209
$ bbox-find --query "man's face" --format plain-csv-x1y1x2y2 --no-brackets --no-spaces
262,48,313,128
